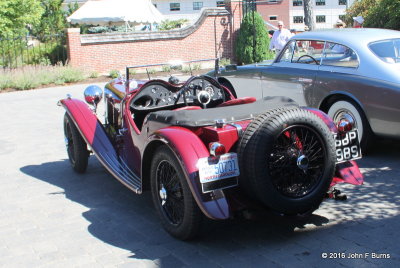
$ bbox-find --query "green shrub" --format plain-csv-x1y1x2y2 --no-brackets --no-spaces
146,68,156,74
235,12,271,64
192,63,201,71
109,70,120,78
58,66,85,83
158,19,189,31
89,71,99,78
162,65,171,72
182,66,191,73
0,65,85,90
219,58,231,66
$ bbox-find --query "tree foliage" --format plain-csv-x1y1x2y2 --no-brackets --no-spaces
343,0,378,27
365,0,400,30
33,0,66,37
235,12,272,65
0,0,43,37
344,0,400,30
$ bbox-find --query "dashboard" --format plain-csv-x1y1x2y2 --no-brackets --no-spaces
131,76,225,110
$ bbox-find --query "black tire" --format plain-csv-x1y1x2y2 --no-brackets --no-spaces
64,113,89,173
327,100,372,152
237,108,336,215
150,146,203,240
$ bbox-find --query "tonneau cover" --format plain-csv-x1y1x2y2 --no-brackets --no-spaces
146,96,298,127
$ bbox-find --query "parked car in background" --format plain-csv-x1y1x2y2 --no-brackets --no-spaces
211,29,400,150
59,59,363,240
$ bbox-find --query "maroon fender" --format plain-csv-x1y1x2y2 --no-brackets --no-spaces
147,126,230,220
60,98,142,192
303,107,338,133
303,107,364,186
331,160,364,187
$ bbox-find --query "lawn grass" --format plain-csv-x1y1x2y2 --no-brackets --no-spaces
0,65,86,91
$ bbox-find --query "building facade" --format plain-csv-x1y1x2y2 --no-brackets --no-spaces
152,0,225,14
64,0,355,30
288,0,355,30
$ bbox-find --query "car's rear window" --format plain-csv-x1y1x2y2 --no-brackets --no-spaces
369,39,400,63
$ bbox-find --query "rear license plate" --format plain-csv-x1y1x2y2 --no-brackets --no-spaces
334,130,362,163
197,153,240,192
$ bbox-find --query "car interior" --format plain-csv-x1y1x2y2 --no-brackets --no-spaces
129,75,256,130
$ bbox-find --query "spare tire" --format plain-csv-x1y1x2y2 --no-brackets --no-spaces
237,108,336,215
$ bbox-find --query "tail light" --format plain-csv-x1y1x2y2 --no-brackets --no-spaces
337,119,353,133
209,142,226,156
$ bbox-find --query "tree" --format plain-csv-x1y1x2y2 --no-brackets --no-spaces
303,0,315,30
33,0,66,37
0,0,43,37
235,11,272,64
343,0,378,27
365,0,400,30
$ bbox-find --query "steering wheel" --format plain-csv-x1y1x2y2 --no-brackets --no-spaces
297,55,319,65
174,76,226,108
173,83,192,106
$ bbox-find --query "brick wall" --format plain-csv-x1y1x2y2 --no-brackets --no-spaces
67,1,243,73
257,1,290,29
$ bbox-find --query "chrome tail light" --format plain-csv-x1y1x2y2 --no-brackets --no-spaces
209,142,226,156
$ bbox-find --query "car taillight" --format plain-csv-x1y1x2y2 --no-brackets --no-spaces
337,119,353,133
209,142,226,156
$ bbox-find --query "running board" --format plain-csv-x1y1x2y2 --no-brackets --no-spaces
98,151,142,194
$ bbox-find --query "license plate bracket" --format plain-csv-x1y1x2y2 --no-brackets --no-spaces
197,153,240,193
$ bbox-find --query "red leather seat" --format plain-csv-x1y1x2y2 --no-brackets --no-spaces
217,97,256,107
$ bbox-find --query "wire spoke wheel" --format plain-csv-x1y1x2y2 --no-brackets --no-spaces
269,125,326,198
150,146,202,240
156,160,184,225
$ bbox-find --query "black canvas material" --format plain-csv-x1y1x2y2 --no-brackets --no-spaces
146,96,298,127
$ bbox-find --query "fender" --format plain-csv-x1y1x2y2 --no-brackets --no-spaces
303,107,337,133
147,126,230,220
59,97,142,193
320,90,365,112
303,107,364,186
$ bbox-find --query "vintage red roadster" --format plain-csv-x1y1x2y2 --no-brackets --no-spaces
59,59,363,240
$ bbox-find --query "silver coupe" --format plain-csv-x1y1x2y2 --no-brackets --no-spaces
213,28,400,150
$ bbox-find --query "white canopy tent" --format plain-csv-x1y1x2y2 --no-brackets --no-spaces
67,0,164,29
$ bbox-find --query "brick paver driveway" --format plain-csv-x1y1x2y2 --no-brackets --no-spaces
0,84,399,267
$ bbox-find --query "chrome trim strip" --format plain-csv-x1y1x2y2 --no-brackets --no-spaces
228,123,243,136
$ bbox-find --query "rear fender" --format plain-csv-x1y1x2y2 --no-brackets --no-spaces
303,107,337,133
331,160,364,187
146,126,230,220
302,108,364,186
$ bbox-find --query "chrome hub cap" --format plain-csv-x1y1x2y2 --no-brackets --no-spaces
159,185,167,206
297,155,309,171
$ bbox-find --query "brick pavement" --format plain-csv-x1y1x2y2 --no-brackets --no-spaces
0,84,399,267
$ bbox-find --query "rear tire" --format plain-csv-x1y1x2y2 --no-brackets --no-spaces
64,113,89,173
150,146,203,240
238,108,336,215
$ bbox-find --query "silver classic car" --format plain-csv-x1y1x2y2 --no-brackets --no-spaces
213,28,400,150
